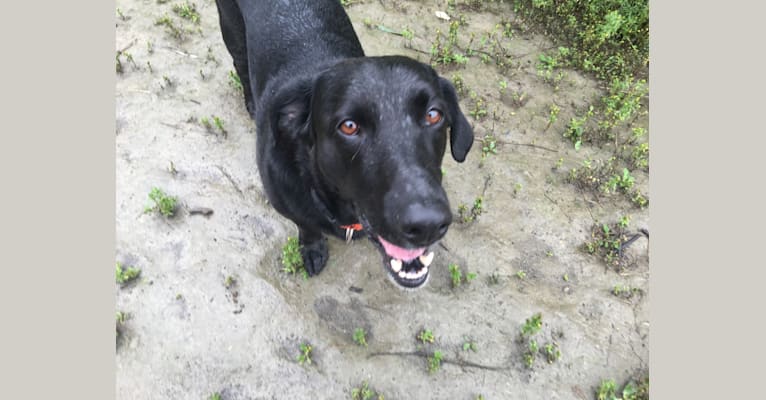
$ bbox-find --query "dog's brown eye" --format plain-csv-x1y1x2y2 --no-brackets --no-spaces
339,119,359,135
425,109,442,126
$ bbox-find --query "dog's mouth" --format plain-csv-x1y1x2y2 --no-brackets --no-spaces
371,236,433,289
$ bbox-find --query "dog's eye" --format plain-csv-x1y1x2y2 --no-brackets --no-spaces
339,119,359,135
425,109,443,126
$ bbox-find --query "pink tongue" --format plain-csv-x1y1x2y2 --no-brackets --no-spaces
378,236,426,262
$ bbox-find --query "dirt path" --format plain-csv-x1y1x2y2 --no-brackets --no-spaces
116,1,649,399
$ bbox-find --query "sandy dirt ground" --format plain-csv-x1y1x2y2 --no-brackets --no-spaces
116,1,649,399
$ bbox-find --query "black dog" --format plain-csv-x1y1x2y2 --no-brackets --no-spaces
215,0,473,288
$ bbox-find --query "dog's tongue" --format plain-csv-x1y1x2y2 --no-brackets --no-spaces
378,236,426,262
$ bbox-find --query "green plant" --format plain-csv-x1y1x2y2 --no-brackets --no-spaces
281,237,308,279
116,311,129,324
631,141,649,170
516,270,527,279
451,73,466,96
513,0,648,83
212,116,226,134
228,70,243,92
480,134,497,159
401,28,414,41
462,340,477,352
458,196,484,223
498,79,508,92
583,220,637,269
427,350,443,373
548,103,560,126
536,53,558,82
448,263,476,288
200,117,212,131
468,92,488,120
116,262,141,285
567,157,648,208
154,15,184,40
544,342,561,363
351,381,383,400
612,284,643,300
172,1,200,24
524,338,539,368
297,343,313,365
521,312,543,337
597,377,648,400
604,168,635,194
353,328,368,347
144,187,178,217
564,105,594,150
224,275,236,289
600,76,648,131
208,394,221,400
430,21,467,67
417,328,435,344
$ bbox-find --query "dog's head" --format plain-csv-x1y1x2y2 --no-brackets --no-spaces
274,56,473,288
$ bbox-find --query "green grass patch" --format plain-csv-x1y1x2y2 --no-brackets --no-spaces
116,262,141,285
281,237,308,279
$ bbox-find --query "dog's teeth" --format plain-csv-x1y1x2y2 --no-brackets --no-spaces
415,267,428,278
398,270,407,279
418,252,434,267
390,259,402,272
405,271,419,280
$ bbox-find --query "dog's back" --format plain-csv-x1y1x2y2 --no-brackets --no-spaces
244,0,365,98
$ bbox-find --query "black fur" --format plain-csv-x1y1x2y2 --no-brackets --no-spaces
215,0,473,284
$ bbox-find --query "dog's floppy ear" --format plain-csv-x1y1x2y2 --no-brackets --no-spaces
439,77,474,162
271,80,314,145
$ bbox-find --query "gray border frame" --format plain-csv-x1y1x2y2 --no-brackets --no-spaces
0,2,115,398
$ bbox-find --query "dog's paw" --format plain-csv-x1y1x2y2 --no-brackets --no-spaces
300,237,329,276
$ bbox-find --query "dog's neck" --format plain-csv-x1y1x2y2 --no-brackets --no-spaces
306,158,359,229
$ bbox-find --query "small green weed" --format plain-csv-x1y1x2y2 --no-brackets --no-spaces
583,220,639,269
521,312,543,337
567,157,648,208
430,21,468,68
172,1,200,24
480,134,497,159
351,381,384,400
281,237,308,279
208,394,221,400
451,73,466,96
353,328,368,347
228,70,243,92
612,284,643,300
116,262,141,285
462,340,477,352
448,263,476,288
154,15,184,40
547,103,560,128
468,92,488,120
544,342,561,363
427,350,443,373
458,196,484,223
144,187,178,217
116,311,129,325
597,376,649,400
515,270,527,280
297,343,313,365
524,338,539,368
417,329,435,344
564,105,594,150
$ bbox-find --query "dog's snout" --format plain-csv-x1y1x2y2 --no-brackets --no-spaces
400,202,452,245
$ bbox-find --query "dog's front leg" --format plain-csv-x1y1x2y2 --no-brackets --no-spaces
298,228,329,276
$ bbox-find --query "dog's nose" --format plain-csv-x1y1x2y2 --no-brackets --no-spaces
400,202,452,245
